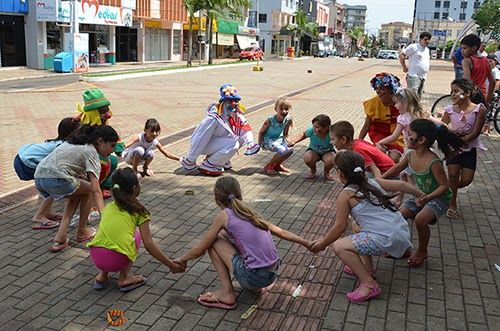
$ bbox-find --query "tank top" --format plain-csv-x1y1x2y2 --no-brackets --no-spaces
443,104,486,151
408,151,452,202
123,133,159,157
225,208,278,270
344,179,412,258
469,55,490,96
263,115,292,142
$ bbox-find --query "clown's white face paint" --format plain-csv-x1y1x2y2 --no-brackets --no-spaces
224,100,238,115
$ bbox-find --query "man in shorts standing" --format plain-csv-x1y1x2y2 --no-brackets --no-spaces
400,32,431,100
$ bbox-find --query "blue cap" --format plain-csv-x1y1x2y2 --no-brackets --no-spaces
219,84,242,102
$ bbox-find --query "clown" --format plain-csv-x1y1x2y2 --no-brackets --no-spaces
180,84,260,176
359,73,405,163
74,89,123,198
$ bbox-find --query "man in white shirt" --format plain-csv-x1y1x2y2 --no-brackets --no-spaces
399,32,431,100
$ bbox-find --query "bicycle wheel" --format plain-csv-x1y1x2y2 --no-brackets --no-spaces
494,107,500,134
431,94,452,117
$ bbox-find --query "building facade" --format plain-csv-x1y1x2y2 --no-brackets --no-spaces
379,22,412,49
413,0,482,49
0,0,29,67
249,0,297,57
344,4,366,30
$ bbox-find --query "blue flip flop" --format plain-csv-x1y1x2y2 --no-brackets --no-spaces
120,275,147,293
94,279,107,290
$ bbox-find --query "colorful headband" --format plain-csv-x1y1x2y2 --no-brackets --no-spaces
370,73,401,93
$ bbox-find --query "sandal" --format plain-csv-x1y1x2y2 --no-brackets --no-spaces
120,275,147,292
49,238,70,253
75,227,96,243
197,292,237,310
346,282,381,302
446,208,459,219
32,220,59,230
343,265,376,278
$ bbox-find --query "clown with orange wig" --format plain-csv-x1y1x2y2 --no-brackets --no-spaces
180,84,260,176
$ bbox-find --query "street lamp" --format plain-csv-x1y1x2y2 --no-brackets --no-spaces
441,16,454,59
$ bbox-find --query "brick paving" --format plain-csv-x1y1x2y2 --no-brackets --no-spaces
0,58,499,330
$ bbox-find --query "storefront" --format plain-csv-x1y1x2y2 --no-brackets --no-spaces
28,0,133,69
0,0,28,67
116,26,138,62
182,16,217,62
236,26,259,52
215,19,238,59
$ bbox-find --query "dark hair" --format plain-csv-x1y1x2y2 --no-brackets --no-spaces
144,118,161,132
450,78,483,104
312,114,331,128
461,34,481,49
409,119,465,158
487,54,498,63
335,150,397,212
112,167,149,216
330,120,354,141
67,125,119,145
419,32,432,40
46,117,80,142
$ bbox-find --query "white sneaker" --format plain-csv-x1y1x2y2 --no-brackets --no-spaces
244,143,260,156
180,157,197,171
199,160,224,176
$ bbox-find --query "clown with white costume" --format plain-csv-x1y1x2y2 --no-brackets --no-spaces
180,84,260,176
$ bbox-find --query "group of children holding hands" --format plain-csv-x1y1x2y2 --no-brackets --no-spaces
14,71,486,305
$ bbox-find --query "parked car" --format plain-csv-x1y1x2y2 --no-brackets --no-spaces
377,50,399,59
239,46,264,60
313,48,332,58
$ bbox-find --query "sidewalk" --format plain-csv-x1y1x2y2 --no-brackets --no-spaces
0,59,499,330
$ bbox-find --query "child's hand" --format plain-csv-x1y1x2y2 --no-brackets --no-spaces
170,259,186,273
416,194,430,206
310,240,325,253
376,143,387,152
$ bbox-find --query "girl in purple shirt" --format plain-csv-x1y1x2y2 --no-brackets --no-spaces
175,176,311,310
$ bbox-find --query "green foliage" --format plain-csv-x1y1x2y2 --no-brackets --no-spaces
472,0,500,37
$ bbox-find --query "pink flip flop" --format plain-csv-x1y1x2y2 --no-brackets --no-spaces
49,238,70,253
197,292,237,310
75,227,96,243
33,220,59,230
346,282,381,303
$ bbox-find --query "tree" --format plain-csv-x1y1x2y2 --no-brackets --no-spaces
472,0,500,38
288,9,319,57
183,0,204,66
346,27,365,56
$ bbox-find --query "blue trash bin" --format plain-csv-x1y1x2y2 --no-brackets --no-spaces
53,52,73,73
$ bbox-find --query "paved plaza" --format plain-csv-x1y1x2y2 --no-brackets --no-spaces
0,58,499,330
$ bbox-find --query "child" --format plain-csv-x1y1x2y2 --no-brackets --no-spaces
123,118,180,177
330,121,395,178
174,176,311,310
289,114,335,180
441,79,487,219
87,168,184,292
14,117,80,229
461,34,495,105
34,125,119,252
258,97,294,175
382,119,464,267
310,150,423,302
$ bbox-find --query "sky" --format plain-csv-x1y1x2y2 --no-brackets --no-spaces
341,0,415,33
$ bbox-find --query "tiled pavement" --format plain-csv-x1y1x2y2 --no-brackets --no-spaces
0,59,499,330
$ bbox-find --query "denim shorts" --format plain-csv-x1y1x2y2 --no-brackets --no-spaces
350,232,383,256
13,155,35,181
262,138,293,156
403,196,449,222
232,254,278,290
306,148,335,158
34,177,78,200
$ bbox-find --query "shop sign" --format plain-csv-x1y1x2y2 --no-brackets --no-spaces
183,17,217,32
36,0,58,21
79,3,133,27
217,33,234,46
145,20,162,29
64,32,89,73
238,26,259,36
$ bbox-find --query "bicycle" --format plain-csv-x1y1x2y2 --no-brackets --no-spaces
430,91,499,134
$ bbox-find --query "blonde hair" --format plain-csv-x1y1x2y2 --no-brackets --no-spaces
214,176,269,231
274,97,292,111
393,88,429,120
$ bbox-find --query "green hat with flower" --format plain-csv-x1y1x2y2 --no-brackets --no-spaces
82,89,111,112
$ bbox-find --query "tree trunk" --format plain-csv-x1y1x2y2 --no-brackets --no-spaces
187,16,193,67
208,16,214,65
296,31,301,57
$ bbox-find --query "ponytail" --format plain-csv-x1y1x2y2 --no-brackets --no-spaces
410,119,465,158
111,168,149,217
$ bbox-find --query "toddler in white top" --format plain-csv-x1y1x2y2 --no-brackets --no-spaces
123,118,180,177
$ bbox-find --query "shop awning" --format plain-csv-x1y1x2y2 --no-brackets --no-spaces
236,35,257,50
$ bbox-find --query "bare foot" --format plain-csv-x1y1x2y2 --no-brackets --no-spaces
142,168,154,177
118,274,146,288
306,171,316,180
324,172,335,181
199,289,236,305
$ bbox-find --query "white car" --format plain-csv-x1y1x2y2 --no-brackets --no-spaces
377,50,399,59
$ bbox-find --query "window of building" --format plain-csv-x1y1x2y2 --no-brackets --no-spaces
434,12,440,19
459,12,466,20
173,30,181,54
435,1,441,8
258,14,267,23
442,12,449,19
443,1,450,8
461,1,467,9
271,39,277,54
474,1,481,9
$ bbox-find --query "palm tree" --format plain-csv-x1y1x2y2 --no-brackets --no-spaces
346,27,365,56
184,0,204,66
290,9,319,57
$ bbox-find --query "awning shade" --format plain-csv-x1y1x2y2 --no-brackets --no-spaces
236,35,257,50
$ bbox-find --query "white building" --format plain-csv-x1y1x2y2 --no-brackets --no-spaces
248,0,297,56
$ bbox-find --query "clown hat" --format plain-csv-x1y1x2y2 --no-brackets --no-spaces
82,89,111,112
369,73,401,93
219,84,241,102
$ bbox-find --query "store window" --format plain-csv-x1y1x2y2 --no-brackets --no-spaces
145,28,170,61
434,12,440,19
46,22,62,55
173,30,181,54
271,39,277,54
459,13,466,20
435,1,441,8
